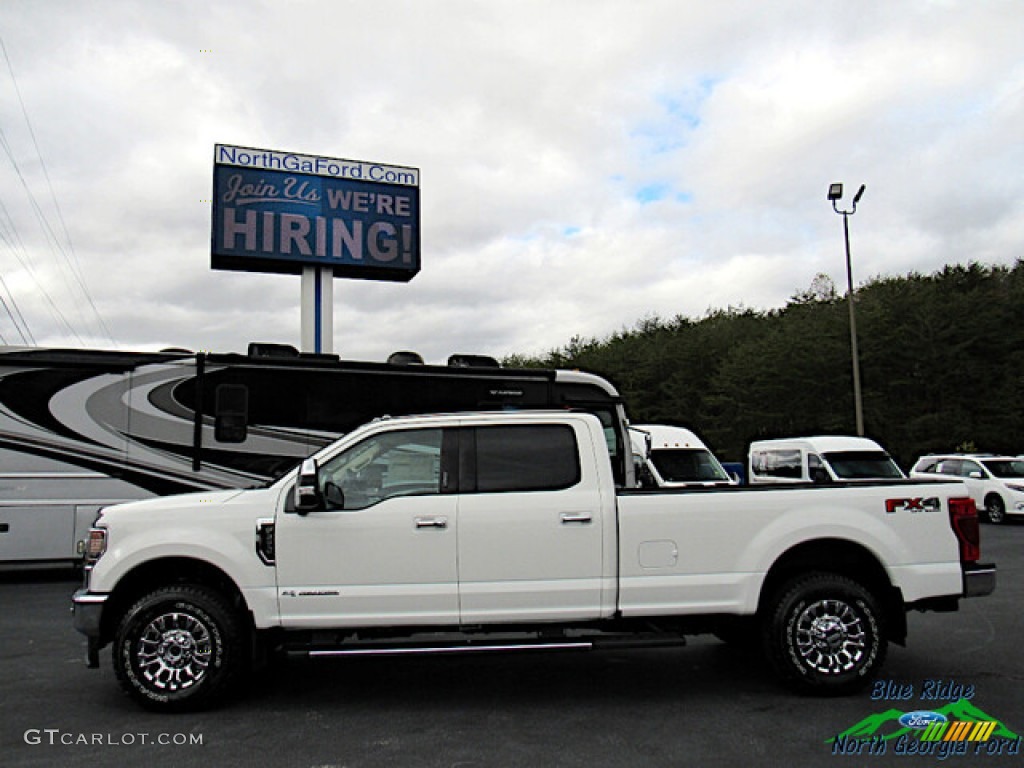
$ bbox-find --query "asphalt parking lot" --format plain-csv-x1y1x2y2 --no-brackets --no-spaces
1,523,1021,768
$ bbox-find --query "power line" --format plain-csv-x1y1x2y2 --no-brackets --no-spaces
0,269,33,344
0,195,39,344
0,290,23,344
0,36,116,347
0,147,84,344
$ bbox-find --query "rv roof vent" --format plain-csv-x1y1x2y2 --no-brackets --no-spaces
448,354,501,368
248,342,300,358
387,351,425,366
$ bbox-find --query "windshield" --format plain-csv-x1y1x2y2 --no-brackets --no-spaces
824,451,904,480
981,459,1024,479
650,448,730,483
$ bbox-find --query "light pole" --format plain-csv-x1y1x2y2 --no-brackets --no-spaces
828,182,866,437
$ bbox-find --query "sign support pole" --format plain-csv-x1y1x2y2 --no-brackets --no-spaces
301,266,333,354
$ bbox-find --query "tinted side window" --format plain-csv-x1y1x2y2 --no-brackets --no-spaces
959,460,982,478
319,428,443,510
751,449,803,479
475,425,580,493
808,454,832,484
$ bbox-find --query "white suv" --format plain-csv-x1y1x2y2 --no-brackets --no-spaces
910,454,1024,524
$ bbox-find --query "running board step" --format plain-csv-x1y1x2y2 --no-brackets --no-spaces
287,633,686,660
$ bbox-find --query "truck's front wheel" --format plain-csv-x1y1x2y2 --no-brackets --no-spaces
762,572,886,695
113,585,247,712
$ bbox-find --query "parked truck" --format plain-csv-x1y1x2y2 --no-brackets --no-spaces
630,424,733,487
73,411,995,711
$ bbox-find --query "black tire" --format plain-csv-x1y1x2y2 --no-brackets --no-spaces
762,572,886,695
984,494,1006,525
113,584,247,712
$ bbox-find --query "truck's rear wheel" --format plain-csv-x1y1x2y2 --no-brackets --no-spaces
113,585,246,712
762,572,886,695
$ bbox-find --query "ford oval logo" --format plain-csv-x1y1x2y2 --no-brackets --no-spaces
899,711,948,729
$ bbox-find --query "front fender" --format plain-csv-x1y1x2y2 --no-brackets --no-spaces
88,524,278,627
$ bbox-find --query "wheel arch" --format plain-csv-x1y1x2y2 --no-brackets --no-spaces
757,538,907,644
99,556,251,646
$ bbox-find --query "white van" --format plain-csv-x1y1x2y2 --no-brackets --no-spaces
630,424,734,488
748,436,905,485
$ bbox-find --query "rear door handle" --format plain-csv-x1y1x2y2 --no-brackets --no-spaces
560,513,592,525
415,516,448,529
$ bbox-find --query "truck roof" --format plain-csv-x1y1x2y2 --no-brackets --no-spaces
631,424,707,449
749,436,887,454
361,410,600,430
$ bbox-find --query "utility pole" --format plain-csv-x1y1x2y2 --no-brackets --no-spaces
828,183,866,436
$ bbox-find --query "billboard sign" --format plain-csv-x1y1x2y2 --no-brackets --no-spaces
211,144,420,281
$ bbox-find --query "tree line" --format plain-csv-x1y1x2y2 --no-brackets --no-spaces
507,261,1024,470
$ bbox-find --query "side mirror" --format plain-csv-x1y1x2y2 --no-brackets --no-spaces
969,471,984,480
294,458,322,515
638,464,657,489
812,468,833,484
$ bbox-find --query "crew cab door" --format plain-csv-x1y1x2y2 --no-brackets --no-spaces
456,421,610,623
274,427,459,627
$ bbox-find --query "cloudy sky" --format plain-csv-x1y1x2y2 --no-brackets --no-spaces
0,0,1021,363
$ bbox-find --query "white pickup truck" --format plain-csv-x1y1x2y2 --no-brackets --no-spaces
72,411,995,711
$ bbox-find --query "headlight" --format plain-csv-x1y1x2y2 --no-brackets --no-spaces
1005,483,1024,493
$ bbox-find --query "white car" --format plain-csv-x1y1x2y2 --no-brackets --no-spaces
910,454,1024,524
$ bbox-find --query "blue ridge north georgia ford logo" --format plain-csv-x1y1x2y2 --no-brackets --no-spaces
830,683,1020,759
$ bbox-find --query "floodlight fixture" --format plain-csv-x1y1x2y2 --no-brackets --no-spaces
831,182,865,215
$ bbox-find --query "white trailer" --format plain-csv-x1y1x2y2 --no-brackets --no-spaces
0,344,631,565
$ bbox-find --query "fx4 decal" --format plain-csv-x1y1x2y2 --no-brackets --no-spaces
886,497,941,514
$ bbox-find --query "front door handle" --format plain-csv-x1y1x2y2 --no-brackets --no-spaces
560,513,593,524
415,516,448,529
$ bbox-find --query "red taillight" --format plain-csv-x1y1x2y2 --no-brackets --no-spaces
949,497,980,563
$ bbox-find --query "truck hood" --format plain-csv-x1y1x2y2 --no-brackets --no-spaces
99,488,249,517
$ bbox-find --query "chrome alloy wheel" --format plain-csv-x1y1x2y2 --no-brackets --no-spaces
134,611,213,691
792,598,867,675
